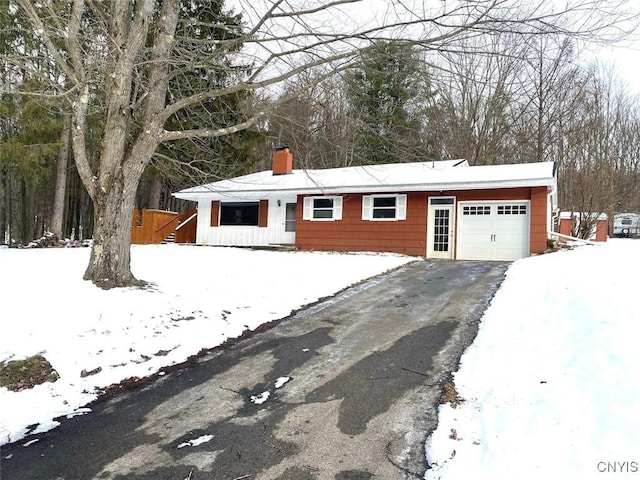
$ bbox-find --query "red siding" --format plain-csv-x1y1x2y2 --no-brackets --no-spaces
558,216,608,242
558,217,572,243
559,218,572,238
449,187,532,202
259,200,269,227
595,219,608,242
210,201,220,227
295,192,427,256
295,187,550,257
529,186,548,254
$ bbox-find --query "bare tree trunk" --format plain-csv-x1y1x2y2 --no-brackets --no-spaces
4,168,11,244
607,153,616,237
51,114,71,238
20,180,30,244
83,169,143,289
0,165,5,244
148,176,163,210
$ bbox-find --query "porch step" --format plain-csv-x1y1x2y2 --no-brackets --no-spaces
162,232,176,244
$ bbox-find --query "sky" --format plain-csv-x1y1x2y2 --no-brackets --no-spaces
594,43,640,91
226,0,640,94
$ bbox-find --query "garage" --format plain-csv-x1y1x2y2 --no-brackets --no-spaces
456,201,530,261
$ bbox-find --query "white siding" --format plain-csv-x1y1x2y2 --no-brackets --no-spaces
196,196,297,246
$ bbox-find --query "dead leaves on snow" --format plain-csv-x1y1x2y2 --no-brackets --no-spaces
440,380,464,408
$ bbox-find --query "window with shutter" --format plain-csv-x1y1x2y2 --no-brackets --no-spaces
362,194,407,221
302,196,343,221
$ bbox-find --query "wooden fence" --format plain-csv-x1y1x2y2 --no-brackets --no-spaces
131,209,197,244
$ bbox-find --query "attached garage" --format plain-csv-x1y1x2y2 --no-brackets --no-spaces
456,201,530,261
175,148,557,261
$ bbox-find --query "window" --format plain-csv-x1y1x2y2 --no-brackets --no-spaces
362,194,407,221
429,197,455,206
433,208,451,251
497,204,527,215
302,196,343,221
220,202,260,226
462,205,491,216
312,198,334,219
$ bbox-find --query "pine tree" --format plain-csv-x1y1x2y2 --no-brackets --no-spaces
346,41,436,165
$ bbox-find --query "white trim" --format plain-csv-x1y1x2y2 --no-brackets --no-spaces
361,194,407,221
175,178,554,200
426,196,456,259
175,212,197,230
548,231,597,245
456,200,531,261
397,194,407,220
303,197,313,220
174,161,556,202
333,196,343,220
362,195,373,221
302,196,343,221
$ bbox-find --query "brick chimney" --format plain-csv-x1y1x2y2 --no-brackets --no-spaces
272,146,293,175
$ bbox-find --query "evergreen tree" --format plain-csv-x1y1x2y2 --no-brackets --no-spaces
142,0,263,209
346,41,436,165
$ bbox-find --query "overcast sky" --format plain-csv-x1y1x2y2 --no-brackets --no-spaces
227,0,640,92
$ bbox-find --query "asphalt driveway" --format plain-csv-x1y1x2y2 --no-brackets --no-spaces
1,259,507,480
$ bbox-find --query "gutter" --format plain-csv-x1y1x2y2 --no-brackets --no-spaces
174,177,556,200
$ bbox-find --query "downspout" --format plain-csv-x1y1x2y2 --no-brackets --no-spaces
547,191,559,241
548,161,559,240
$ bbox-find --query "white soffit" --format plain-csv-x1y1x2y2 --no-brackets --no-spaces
174,161,555,200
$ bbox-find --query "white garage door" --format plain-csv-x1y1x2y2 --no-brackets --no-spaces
457,201,530,261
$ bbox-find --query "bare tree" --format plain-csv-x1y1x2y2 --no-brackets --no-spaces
553,64,630,237
2,0,637,287
50,113,71,239
518,35,584,164
427,33,526,164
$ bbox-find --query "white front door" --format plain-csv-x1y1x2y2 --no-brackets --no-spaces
283,202,297,243
427,197,455,259
269,197,297,244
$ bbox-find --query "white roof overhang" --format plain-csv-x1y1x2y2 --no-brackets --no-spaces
173,161,557,202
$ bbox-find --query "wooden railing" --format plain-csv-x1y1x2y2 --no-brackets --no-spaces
131,209,197,244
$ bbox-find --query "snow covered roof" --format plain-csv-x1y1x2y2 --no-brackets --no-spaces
174,159,557,201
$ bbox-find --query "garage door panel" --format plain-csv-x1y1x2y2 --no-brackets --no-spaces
458,243,493,261
457,201,529,261
491,245,526,261
458,218,493,232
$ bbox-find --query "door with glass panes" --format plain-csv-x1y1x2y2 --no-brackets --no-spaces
427,197,455,259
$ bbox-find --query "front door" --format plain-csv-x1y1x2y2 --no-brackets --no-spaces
427,197,455,259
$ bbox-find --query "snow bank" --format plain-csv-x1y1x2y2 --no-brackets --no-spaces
425,240,640,480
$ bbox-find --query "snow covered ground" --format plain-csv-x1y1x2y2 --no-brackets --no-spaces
425,239,640,480
0,244,414,446
3,240,639,478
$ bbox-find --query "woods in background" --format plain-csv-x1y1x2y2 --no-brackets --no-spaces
0,1,638,285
